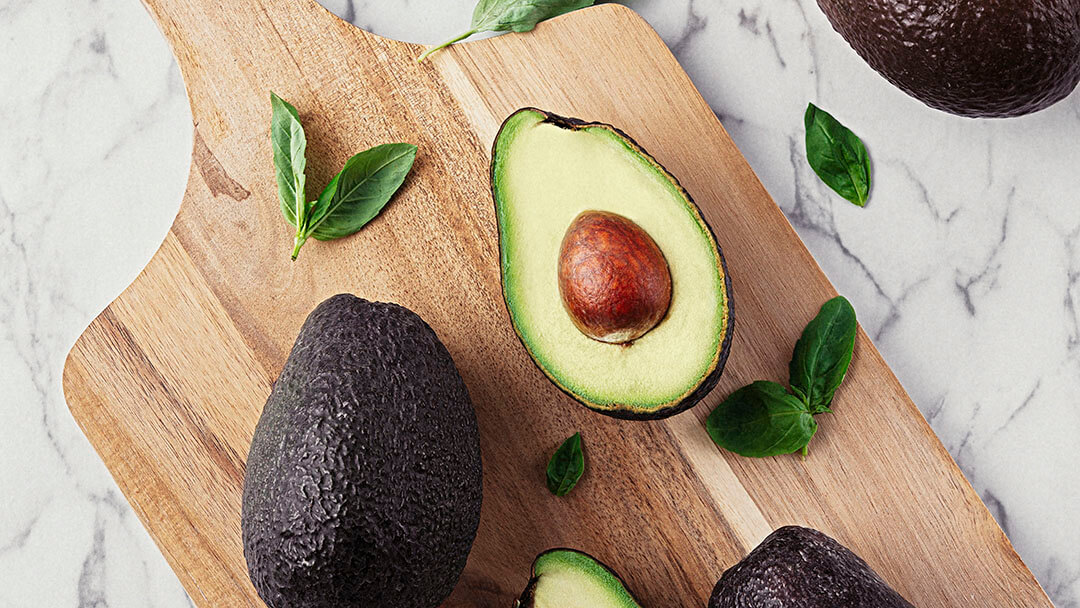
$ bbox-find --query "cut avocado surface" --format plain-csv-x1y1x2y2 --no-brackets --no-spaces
492,108,733,419
517,549,643,608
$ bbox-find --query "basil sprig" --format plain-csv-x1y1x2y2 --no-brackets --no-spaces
270,92,417,260
417,0,595,62
706,296,857,458
804,103,871,207
546,432,585,497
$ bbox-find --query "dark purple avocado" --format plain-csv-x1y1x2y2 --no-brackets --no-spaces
816,0,1080,117
241,294,483,608
709,526,915,608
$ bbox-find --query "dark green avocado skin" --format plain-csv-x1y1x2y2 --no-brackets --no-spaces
709,526,915,608
817,0,1080,117
241,294,483,608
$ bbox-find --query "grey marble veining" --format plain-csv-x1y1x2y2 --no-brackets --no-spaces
1,0,1077,605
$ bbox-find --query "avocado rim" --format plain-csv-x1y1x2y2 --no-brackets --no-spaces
490,107,734,421
515,548,645,608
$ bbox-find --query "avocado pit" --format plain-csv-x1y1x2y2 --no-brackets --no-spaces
558,210,672,344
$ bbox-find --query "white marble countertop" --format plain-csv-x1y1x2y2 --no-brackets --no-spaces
1,0,1077,605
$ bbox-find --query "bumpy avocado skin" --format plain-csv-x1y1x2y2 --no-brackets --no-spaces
241,295,483,608
709,526,914,608
817,0,1080,117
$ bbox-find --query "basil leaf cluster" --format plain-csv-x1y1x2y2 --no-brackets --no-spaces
546,432,585,497
804,103,871,207
270,92,417,260
417,0,595,62
706,296,857,458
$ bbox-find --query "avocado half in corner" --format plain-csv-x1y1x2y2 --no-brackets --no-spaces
516,549,644,608
491,108,733,420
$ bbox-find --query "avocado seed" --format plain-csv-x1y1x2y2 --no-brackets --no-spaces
558,210,672,344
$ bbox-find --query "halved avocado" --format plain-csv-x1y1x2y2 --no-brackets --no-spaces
491,108,733,420
516,549,643,608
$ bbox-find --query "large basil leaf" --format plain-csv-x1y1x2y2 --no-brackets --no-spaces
706,381,817,458
804,103,871,207
308,143,417,241
472,0,595,33
789,296,857,413
270,92,307,227
417,0,595,61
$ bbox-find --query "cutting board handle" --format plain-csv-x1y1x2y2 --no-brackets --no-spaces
141,0,351,57
138,0,400,126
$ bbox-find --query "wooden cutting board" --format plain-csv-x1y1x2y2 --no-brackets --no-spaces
62,1,1051,606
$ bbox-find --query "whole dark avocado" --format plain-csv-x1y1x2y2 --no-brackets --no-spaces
817,0,1080,117
709,526,915,608
241,294,483,608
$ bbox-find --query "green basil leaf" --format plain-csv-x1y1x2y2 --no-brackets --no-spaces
270,92,307,227
417,0,594,61
705,381,817,458
307,143,417,242
546,432,585,497
307,171,341,230
789,296,857,413
472,0,594,33
804,103,871,207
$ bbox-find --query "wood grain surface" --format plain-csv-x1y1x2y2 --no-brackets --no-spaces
62,1,1051,606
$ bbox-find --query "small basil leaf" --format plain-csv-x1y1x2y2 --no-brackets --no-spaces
472,0,594,33
789,296,857,413
705,381,817,458
546,432,584,497
417,0,595,61
307,143,417,242
804,103,871,207
270,92,307,227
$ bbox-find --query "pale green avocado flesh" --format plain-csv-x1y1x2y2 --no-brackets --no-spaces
519,550,642,608
492,108,731,418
